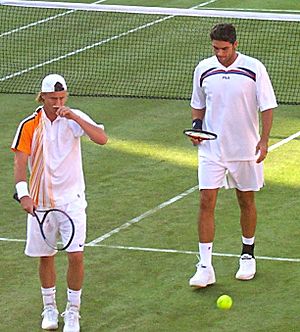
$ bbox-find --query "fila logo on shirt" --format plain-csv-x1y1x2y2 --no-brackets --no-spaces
200,67,256,87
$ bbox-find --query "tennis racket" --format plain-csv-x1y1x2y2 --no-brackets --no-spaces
13,193,75,251
183,128,217,140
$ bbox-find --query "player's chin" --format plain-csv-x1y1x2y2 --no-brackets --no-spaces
216,57,227,65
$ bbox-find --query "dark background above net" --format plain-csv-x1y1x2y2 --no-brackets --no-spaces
1,6,299,104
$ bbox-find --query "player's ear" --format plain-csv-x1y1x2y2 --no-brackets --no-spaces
233,41,238,50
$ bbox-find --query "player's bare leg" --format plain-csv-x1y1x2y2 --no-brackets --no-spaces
40,256,56,288
198,189,219,243
236,190,257,238
67,252,84,291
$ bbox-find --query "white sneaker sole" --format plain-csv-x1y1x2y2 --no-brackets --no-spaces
189,275,216,288
189,280,215,288
235,273,255,280
41,323,58,330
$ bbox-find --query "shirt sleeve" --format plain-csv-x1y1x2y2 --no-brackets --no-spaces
68,109,101,137
11,119,34,155
256,62,278,112
190,64,206,110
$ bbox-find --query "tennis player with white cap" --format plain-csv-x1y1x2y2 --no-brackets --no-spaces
41,73,68,92
12,73,108,331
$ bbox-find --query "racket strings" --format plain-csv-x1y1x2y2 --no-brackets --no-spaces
37,209,74,250
184,130,217,140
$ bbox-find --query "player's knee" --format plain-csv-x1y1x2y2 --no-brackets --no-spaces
67,252,83,265
200,195,215,211
40,256,55,264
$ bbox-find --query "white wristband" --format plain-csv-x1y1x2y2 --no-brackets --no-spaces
16,181,30,199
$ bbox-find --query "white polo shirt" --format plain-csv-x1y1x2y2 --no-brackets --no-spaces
12,107,99,208
191,53,277,161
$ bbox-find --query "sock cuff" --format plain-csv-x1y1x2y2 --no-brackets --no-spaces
242,236,255,246
199,242,213,251
41,286,56,296
67,288,82,296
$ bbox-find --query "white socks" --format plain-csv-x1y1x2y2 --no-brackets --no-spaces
198,238,254,268
199,242,213,267
242,236,255,245
67,288,82,311
41,286,56,308
41,286,82,311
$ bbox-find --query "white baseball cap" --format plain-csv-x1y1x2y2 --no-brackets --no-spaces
41,74,67,92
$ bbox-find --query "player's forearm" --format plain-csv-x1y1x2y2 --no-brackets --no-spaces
14,151,32,202
73,115,108,145
14,151,28,184
260,109,273,143
192,107,205,121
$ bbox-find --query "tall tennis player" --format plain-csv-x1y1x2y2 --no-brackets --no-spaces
11,74,108,331
188,23,277,288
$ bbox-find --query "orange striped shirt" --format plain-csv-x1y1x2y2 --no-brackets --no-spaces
11,107,94,208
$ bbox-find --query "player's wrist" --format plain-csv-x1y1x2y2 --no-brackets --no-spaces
16,181,30,199
192,118,203,130
72,113,82,123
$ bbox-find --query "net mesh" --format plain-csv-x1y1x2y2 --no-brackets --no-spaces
1,1,300,104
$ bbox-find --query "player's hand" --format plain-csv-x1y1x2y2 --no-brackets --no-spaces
191,137,203,146
55,106,74,120
20,196,36,216
256,139,268,163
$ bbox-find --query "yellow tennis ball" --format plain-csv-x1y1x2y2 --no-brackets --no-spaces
217,295,233,310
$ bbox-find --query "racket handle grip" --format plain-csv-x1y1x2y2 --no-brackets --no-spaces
192,119,203,130
13,192,21,203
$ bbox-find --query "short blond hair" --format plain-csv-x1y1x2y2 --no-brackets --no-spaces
35,91,69,104
36,92,44,104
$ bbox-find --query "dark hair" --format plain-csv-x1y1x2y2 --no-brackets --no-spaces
210,23,237,44
54,82,65,91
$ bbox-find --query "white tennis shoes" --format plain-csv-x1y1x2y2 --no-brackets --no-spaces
61,304,81,332
41,305,59,330
235,253,256,280
41,303,80,331
189,254,256,287
189,263,216,288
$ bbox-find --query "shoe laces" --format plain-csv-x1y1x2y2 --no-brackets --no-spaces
195,255,201,268
61,308,81,326
41,305,58,319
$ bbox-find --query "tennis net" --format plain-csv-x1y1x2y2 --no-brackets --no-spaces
1,0,300,104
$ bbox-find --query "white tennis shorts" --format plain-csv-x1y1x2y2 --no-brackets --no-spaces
198,157,264,191
25,196,87,257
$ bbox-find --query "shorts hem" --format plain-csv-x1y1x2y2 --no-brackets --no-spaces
234,186,263,192
25,251,57,257
198,185,222,190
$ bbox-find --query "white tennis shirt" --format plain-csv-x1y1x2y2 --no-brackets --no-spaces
12,107,100,208
191,53,278,161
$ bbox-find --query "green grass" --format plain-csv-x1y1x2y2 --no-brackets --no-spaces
1,0,300,331
1,95,300,332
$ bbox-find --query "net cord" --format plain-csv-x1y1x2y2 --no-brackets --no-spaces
1,0,300,22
